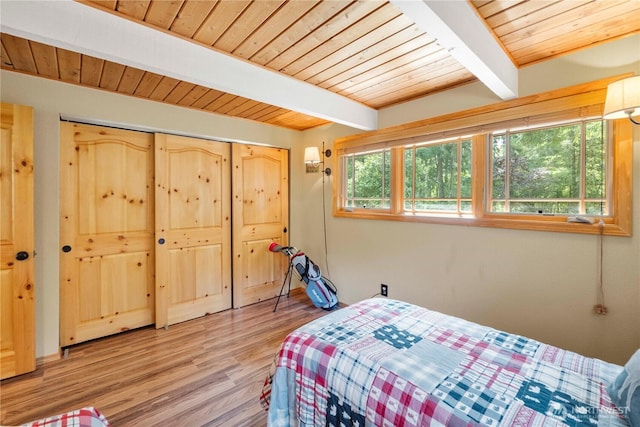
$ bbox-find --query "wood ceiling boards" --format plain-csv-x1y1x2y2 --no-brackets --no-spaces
1,0,639,131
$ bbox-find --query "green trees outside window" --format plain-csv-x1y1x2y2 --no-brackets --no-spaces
490,120,607,215
344,149,391,209
341,119,608,218
404,138,472,213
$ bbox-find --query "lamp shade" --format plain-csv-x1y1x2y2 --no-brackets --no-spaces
304,146,320,163
603,75,640,120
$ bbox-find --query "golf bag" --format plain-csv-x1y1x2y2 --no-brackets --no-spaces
269,242,338,310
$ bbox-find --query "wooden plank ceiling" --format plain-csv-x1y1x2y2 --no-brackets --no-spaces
1,0,639,131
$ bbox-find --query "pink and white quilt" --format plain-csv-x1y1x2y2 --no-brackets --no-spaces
263,298,629,426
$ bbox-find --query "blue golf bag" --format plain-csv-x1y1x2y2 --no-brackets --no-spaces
269,242,338,310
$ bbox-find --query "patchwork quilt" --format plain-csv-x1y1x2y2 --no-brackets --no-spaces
263,298,629,427
21,407,110,427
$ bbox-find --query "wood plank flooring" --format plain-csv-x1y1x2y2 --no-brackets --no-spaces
0,289,330,426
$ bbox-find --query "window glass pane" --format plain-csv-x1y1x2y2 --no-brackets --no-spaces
585,202,606,215
343,149,390,209
404,149,413,200
346,156,354,199
403,139,469,214
489,120,607,216
383,150,391,200
509,124,581,200
492,134,506,199
509,201,579,215
492,201,505,212
460,140,472,198
585,121,606,200
415,200,458,211
351,198,389,209
415,143,458,198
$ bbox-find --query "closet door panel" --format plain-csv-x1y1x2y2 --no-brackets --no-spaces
232,144,289,308
154,134,231,328
60,122,155,347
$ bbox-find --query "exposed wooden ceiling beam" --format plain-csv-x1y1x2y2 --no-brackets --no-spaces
0,0,379,130
390,0,518,99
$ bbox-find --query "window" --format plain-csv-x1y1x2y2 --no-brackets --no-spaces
404,138,472,214
489,120,608,216
342,148,391,209
333,77,633,236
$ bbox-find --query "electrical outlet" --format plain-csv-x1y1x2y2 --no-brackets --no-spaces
380,284,388,297
593,304,608,315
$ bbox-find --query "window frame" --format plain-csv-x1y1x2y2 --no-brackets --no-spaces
487,119,610,217
341,147,392,210
332,76,633,236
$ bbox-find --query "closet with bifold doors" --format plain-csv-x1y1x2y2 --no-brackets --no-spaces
59,122,288,347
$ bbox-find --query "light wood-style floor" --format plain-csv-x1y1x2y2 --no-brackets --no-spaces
1,289,330,426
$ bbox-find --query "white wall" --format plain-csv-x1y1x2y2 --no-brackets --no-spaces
1,34,638,366
295,35,640,365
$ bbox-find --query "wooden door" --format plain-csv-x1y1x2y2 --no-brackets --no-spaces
59,123,155,347
154,134,231,328
232,144,289,308
0,103,35,379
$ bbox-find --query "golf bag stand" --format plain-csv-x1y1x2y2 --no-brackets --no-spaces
273,254,295,313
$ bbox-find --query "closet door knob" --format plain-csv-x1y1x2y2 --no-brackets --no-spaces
16,251,30,261
62,245,72,253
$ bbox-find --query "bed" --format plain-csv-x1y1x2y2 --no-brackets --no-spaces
262,298,638,427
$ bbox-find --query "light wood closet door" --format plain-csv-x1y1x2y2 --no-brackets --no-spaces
154,134,231,328
232,144,289,308
60,123,155,347
0,103,35,379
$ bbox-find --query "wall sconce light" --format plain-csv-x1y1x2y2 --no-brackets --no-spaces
603,75,640,125
304,143,332,175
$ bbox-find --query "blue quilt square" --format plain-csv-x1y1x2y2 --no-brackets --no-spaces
326,391,366,427
373,324,422,350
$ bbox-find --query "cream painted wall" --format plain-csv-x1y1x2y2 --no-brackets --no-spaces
294,36,640,365
0,72,301,359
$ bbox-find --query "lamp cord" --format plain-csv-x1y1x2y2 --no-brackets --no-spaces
598,222,606,309
595,120,607,314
